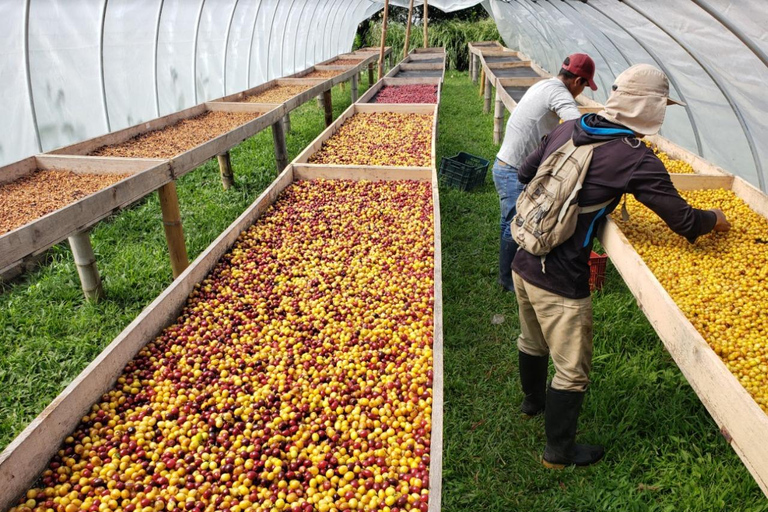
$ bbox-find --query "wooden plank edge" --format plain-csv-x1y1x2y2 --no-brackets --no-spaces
293,165,432,182
598,219,768,498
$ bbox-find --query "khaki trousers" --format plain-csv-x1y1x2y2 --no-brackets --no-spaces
513,272,594,392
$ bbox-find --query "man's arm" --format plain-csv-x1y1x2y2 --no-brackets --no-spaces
550,85,581,122
629,153,726,242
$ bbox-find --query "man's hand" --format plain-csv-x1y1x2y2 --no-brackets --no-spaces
710,208,731,232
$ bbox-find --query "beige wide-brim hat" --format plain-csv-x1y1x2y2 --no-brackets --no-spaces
598,64,684,136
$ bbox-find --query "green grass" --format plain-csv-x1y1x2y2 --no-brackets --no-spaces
1,70,766,510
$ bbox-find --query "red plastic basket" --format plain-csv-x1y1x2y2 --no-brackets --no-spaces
588,251,608,291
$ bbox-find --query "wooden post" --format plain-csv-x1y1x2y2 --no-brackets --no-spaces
378,0,390,80
423,0,428,48
351,73,359,103
484,75,493,114
272,120,289,172
282,113,291,133
493,89,504,144
322,89,333,126
217,151,234,190
404,0,414,59
68,230,104,302
317,94,324,108
158,182,189,279
368,62,374,85
471,54,478,83
480,67,486,97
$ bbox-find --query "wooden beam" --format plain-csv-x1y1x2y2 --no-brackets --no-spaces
350,73,359,103
68,230,104,302
272,120,289,172
423,0,428,48
378,0,390,81
483,75,493,114
158,182,189,279
217,152,235,190
404,0,414,59
493,87,504,144
322,89,334,126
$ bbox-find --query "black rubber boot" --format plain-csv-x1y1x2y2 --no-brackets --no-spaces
498,237,517,292
518,351,548,417
542,388,604,468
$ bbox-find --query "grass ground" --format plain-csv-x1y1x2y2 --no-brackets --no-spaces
0,70,766,510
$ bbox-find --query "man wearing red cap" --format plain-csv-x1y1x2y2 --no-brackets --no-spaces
493,53,598,294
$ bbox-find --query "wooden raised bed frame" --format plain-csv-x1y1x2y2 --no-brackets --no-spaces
598,172,768,497
356,77,443,106
48,102,284,180
0,163,445,512
292,102,439,173
0,156,169,274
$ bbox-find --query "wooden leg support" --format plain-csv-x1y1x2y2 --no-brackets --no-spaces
368,62,374,86
317,94,324,109
322,89,333,126
471,54,478,83
272,120,289,172
484,76,493,114
480,68,485,97
493,92,504,145
217,151,234,190
351,74,359,103
282,113,291,134
68,230,104,302
158,182,189,279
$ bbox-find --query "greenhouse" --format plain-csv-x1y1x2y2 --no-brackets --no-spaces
1,1,767,510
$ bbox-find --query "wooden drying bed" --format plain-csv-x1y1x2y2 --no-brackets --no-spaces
0,163,445,512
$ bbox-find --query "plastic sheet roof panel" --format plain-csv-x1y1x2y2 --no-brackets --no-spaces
1,0,766,191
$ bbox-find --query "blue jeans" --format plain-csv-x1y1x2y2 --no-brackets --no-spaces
492,158,525,242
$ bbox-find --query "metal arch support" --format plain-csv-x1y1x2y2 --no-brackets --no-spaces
264,0,282,81
23,0,42,152
580,1,704,157
305,0,329,67
246,0,265,88
153,0,165,117
192,0,206,104
301,0,326,68
99,0,111,132
279,0,300,76
321,0,343,61
560,1,632,70
691,0,768,69
548,0,626,79
507,0,555,69
620,0,764,191
292,0,312,75
222,0,240,95
528,0,610,93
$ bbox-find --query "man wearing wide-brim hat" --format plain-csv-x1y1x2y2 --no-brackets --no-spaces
511,64,731,468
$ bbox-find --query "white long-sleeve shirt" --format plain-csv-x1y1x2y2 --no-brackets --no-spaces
496,78,581,169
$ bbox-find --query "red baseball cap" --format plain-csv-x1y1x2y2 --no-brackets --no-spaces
562,53,597,91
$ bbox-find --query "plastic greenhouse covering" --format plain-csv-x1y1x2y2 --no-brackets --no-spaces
1,0,766,191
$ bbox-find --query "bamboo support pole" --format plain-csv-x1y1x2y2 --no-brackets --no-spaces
351,74,359,103
403,0,414,59
68,230,104,302
272,120,289,172
322,89,333,126
217,151,234,190
423,0,428,48
493,90,504,144
484,75,493,114
282,113,291,133
378,0,390,80
480,68,486,97
158,182,189,279
368,62,374,85
317,94,324,108
471,54,478,83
